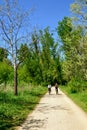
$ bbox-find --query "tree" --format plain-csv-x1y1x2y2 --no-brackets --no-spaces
70,0,87,80
26,30,43,84
57,17,73,57
19,28,62,85
0,0,32,95
57,17,85,81
39,27,61,84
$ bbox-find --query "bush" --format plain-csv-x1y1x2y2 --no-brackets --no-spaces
67,78,85,93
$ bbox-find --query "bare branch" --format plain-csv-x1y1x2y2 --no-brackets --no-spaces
0,20,10,41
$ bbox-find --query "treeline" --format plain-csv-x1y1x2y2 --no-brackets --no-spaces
0,28,63,88
16,28,63,85
0,0,87,94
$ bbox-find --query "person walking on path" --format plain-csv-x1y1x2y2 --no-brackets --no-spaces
55,82,58,94
47,84,51,95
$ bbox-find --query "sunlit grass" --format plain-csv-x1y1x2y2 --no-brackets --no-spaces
60,85,87,112
0,85,47,130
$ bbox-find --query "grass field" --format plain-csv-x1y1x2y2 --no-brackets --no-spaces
0,84,47,130
60,86,87,112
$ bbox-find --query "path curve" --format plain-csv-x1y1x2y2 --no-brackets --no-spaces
18,87,87,130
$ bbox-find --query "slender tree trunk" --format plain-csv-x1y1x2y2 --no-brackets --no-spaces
14,61,18,95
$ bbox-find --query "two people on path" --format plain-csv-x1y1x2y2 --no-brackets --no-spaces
47,82,58,95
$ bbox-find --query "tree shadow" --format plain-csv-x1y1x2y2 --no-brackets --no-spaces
37,104,69,113
21,118,47,129
21,103,70,129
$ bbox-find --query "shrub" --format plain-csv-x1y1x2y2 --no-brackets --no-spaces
68,78,83,93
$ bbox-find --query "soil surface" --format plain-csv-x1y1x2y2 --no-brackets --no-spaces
18,87,87,130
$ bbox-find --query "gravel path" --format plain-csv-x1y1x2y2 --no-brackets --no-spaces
18,87,87,130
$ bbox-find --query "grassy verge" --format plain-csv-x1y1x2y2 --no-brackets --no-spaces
60,86,87,113
0,85,47,130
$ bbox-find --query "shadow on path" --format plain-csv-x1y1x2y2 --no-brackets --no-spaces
21,118,47,130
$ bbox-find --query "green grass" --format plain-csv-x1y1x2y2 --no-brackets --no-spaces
0,85,47,130
60,85,87,112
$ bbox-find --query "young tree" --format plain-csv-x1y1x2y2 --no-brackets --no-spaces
0,0,32,95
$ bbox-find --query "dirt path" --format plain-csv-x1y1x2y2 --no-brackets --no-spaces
18,87,87,130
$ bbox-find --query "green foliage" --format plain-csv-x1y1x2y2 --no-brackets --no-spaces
57,17,72,43
0,62,12,87
18,43,30,63
68,79,81,93
39,27,62,84
0,85,47,130
67,79,87,93
57,15,87,83
0,48,8,62
18,27,63,85
61,84,87,112
18,65,29,83
70,0,87,26
66,0,87,82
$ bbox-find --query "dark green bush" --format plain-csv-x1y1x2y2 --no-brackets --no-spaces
68,78,87,93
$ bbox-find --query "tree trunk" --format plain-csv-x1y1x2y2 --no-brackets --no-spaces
14,61,18,95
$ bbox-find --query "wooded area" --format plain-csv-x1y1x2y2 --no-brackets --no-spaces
0,0,87,95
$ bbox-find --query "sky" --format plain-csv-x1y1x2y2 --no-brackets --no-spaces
19,0,74,30
0,0,74,47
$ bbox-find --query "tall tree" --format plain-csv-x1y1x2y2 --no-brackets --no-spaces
70,0,87,80
26,30,43,84
0,0,32,95
57,17,85,81
57,17,73,55
40,27,61,84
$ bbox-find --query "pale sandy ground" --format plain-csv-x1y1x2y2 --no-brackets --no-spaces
18,87,87,130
